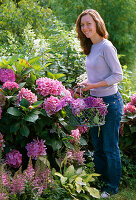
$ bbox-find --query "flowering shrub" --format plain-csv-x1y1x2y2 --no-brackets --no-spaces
0,68,15,82
43,95,65,116
36,77,71,97
120,93,136,160
2,81,19,90
17,87,37,105
26,138,47,159
6,149,22,168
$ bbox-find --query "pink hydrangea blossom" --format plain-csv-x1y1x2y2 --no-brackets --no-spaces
66,149,85,165
0,107,2,119
70,129,81,143
6,149,22,168
2,81,19,90
36,77,71,97
43,96,65,116
131,93,136,106
0,68,15,82
77,124,88,134
17,88,37,105
124,103,136,115
26,138,47,160
71,98,86,115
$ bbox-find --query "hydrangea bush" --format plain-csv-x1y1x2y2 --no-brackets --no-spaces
120,93,136,159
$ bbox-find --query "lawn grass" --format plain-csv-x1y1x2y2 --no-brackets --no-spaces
99,187,136,200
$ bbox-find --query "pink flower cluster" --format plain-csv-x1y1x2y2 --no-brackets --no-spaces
70,129,81,143
17,88,37,105
10,174,25,194
71,98,86,115
0,132,5,151
2,81,19,90
77,124,88,134
26,138,47,159
36,77,71,97
0,68,15,82
6,149,22,168
43,95,65,116
0,107,2,119
66,149,85,165
131,93,136,106
0,193,8,200
124,103,136,115
124,93,136,115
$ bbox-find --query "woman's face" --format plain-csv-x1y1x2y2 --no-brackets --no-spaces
80,14,97,40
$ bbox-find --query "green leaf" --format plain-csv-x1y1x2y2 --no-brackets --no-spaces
21,68,32,76
47,71,56,79
19,82,26,89
7,107,22,116
24,113,39,122
54,73,65,80
84,186,100,199
64,165,75,178
48,139,62,151
79,137,87,146
32,101,43,107
10,122,20,133
20,125,30,137
20,98,29,108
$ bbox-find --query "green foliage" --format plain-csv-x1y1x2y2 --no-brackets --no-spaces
54,163,100,199
49,0,136,68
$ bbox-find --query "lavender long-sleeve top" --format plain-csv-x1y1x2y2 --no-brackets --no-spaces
86,39,123,97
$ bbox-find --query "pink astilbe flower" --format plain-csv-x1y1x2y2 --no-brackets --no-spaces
1,172,11,188
32,168,51,195
0,68,15,83
23,163,35,182
26,138,47,160
77,124,88,134
0,107,2,119
36,77,71,97
71,98,86,115
131,93,136,106
124,103,136,115
17,88,37,105
43,96,65,116
6,149,22,168
66,149,85,165
70,129,81,143
0,132,5,151
10,174,25,194
2,81,19,90
0,193,8,200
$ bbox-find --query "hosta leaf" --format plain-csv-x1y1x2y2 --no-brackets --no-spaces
7,107,22,116
84,186,100,198
64,165,75,178
60,176,67,185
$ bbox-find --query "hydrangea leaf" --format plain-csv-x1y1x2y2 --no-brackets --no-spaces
7,107,22,116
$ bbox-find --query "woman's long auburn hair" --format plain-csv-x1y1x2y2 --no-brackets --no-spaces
76,9,109,55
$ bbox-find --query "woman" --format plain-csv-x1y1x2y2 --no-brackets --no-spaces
76,9,124,198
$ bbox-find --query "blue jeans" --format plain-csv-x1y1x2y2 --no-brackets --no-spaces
90,91,124,194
